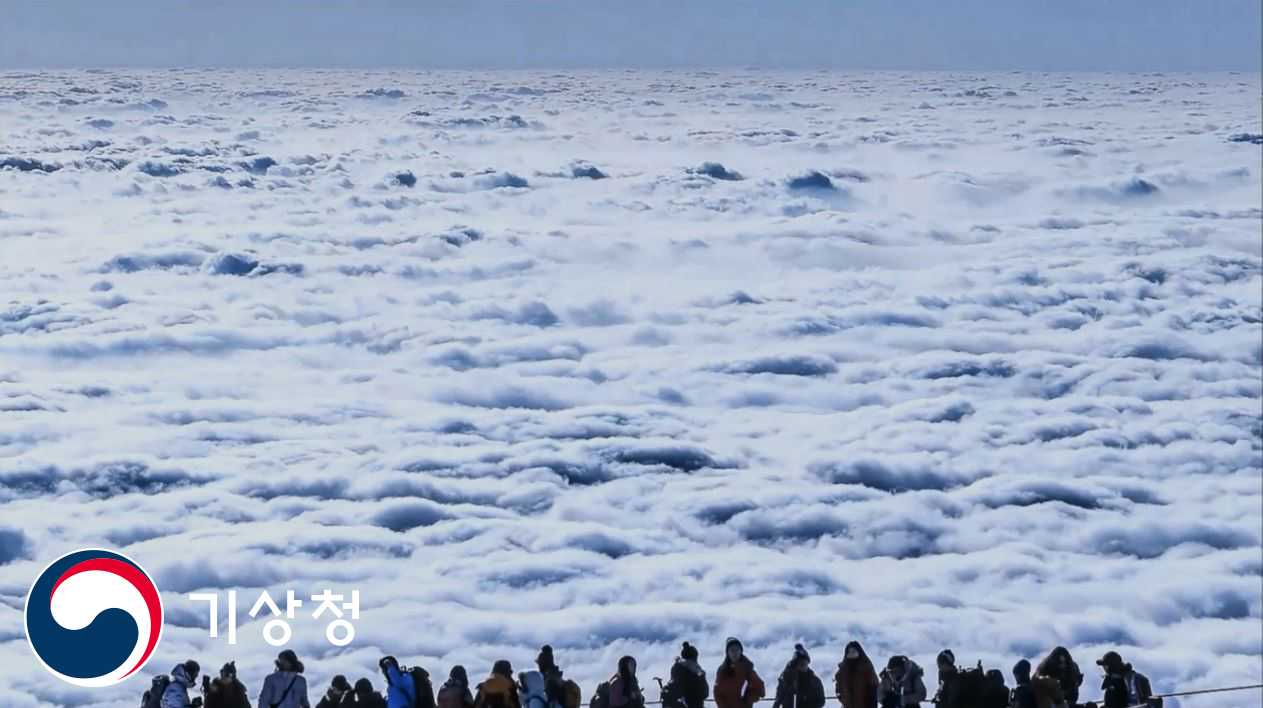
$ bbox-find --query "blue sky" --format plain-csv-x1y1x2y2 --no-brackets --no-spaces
1,0,1259,70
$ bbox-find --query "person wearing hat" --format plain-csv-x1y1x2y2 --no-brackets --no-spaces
772,644,825,708
316,675,353,708
714,638,765,708
1097,652,1158,708
161,660,202,708
876,655,926,708
534,647,571,708
379,656,418,708
475,660,522,708
665,642,709,708
259,650,310,708
204,661,252,708
834,641,878,708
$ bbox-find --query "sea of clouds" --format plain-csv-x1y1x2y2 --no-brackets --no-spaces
0,70,1259,708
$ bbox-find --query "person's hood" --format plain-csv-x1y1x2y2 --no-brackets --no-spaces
883,660,922,681
171,664,194,687
520,670,546,694
839,641,871,668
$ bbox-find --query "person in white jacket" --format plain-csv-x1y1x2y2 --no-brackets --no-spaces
162,661,203,708
258,650,311,708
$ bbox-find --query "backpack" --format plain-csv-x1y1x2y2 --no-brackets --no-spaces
800,672,826,708
563,680,582,708
481,680,513,708
954,666,987,708
411,668,437,708
141,675,170,708
439,682,470,708
589,682,611,708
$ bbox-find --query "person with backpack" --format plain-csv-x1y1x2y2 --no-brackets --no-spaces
380,656,420,708
607,656,645,708
353,678,388,708
980,670,1008,708
259,649,311,708
714,638,765,708
1009,660,1037,708
412,666,436,708
1096,652,1159,708
475,661,522,708
664,642,709,708
204,662,252,708
438,666,475,708
931,651,960,708
1034,648,1081,708
537,646,581,708
876,656,926,708
162,660,203,708
316,676,354,708
834,641,878,708
771,644,826,708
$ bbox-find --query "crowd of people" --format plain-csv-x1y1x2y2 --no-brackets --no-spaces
140,640,1161,708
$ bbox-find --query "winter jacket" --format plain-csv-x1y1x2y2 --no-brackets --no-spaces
835,658,879,708
932,668,961,708
772,668,826,708
162,664,197,708
385,665,418,708
521,671,550,708
668,659,710,708
206,677,253,708
439,678,475,708
715,657,766,708
259,671,311,708
877,660,927,708
1102,670,1156,708
607,675,644,708
476,674,522,708
1008,681,1036,708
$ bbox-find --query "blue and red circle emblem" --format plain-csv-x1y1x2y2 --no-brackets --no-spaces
24,549,164,687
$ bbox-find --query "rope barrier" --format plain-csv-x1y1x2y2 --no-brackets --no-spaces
637,681,1263,706
1152,682,1262,699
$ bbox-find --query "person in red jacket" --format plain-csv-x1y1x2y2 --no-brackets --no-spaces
834,642,878,708
714,638,765,708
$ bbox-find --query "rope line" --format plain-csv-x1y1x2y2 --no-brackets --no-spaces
1151,682,1262,698
637,682,1263,705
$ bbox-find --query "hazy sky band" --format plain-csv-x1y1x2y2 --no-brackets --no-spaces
2,0,1260,71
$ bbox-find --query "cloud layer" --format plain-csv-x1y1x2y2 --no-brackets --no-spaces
0,70,1260,708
